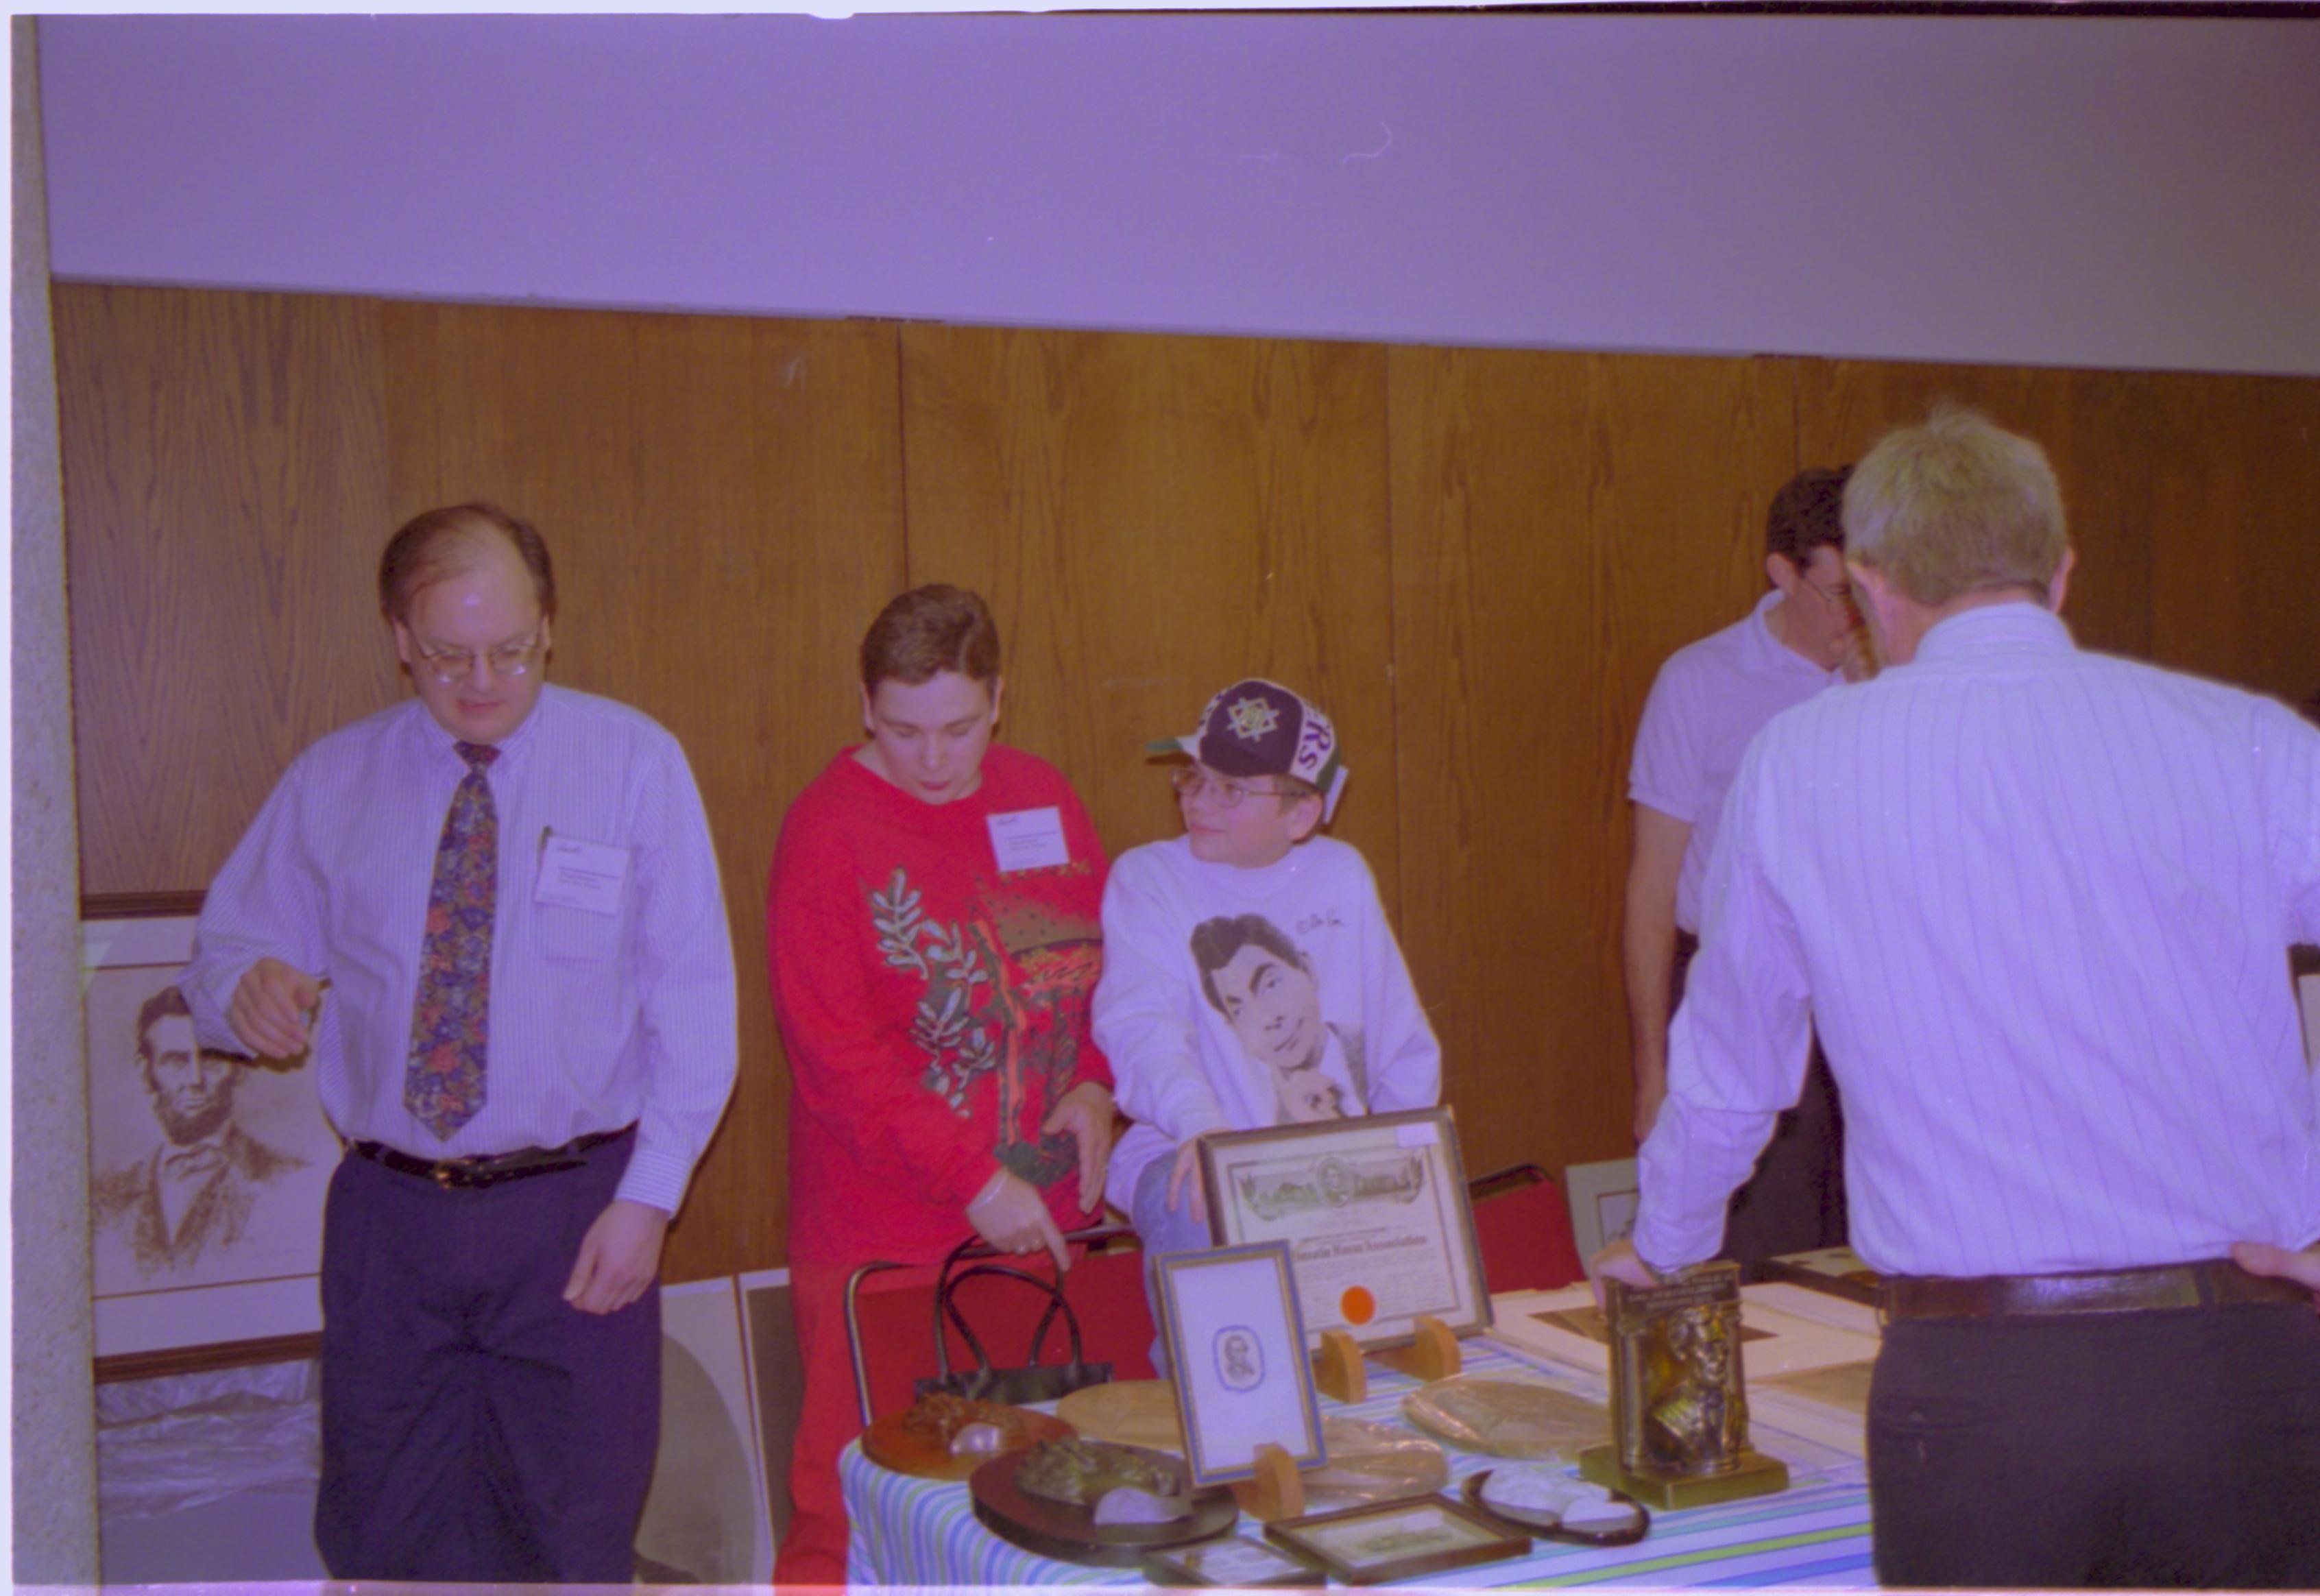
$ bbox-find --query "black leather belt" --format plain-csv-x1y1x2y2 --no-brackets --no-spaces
350,1125,631,1190
1881,1258,2307,1323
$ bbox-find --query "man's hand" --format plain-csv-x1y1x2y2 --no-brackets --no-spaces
1042,1081,1115,1214
564,1198,669,1315
967,1169,1070,1274
1165,1135,1213,1229
1634,1077,1668,1144
1586,1238,1661,1309
227,957,324,1059
2232,1240,2320,1309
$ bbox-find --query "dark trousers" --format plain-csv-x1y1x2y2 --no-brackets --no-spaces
315,1132,660,1582
1671,931,1848,1268
1869,1303,2320,1588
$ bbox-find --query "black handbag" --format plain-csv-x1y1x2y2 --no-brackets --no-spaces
912,1236,1115,1405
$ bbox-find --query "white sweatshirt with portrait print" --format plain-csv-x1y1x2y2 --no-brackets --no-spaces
1095,834,1442,1213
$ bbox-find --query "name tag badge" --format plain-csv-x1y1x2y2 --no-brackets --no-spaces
533,834,630,916
987,806,1072,873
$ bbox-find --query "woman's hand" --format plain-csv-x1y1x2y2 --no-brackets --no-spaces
1043,1081,1115,1213
965,1168,1070,1272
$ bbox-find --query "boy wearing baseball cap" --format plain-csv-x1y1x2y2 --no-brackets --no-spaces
1093,680,1441,1349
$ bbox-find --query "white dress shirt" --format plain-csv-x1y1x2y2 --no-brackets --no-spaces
181,686,738,1216
1634,603,2320,1278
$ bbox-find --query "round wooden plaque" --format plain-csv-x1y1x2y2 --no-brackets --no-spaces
860,1403,1077,1482
968,1444,1238,1567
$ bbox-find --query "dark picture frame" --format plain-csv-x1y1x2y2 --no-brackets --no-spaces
1263,1492,1529,1585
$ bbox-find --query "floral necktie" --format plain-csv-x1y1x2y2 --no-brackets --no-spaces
405,741,498,1139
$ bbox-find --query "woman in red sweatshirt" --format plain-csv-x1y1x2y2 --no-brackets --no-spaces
768,584,1113,1584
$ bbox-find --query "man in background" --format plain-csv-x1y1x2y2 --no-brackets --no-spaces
1623,466,1862,1267
1598,407,2320,1587
93,986,306,1274
182,504,737,1583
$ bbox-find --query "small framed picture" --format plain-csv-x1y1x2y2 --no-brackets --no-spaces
1154,1243,1326,1487
1199,1107,1490,1351
1142,1534,1317,1587
1562,1157,1640,1260
1264,1492,1530,1585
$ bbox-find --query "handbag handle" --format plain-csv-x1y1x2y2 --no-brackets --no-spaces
928,1238,1087,1381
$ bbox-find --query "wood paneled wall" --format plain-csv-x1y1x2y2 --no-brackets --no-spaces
56,284,2320,1280
1388,349,1798,1161
897,326,1399,897
58,289,400,892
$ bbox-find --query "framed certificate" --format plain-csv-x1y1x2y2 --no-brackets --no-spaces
1199,1107,1489,1350
1154,1244,1327,1487
1264,1493,1530,1584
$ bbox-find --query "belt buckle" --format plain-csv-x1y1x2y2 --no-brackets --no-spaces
432,1157,480,1189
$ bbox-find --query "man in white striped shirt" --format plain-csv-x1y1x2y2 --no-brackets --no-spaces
182,505,738,1582
1594,408,2320,1588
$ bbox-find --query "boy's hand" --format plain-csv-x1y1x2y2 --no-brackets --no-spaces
1042,1081,1114,1213
1165,1135,1211,1228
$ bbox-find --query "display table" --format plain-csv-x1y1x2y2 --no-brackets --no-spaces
841,1336,1874,1585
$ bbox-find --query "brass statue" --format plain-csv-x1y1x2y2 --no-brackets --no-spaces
1578,1262,1788,1508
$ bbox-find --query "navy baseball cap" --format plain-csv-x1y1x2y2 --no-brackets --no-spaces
1150,678,1349,823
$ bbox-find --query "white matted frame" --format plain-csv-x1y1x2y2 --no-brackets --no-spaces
1155,1243,1326,1487
737,1266,801,1547
84,894,335,1375
637,1276,777,1583
1199,1106,1490,1351
1562,1157,1641,1261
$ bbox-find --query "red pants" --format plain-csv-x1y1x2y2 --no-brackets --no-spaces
775,1257,937,1585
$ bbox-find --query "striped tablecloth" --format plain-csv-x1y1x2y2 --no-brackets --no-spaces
842,1338,1876,1586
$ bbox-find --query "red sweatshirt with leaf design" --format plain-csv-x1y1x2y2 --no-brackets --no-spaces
771,745,1112,1266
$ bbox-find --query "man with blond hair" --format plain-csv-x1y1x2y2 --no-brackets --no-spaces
1595,407,2320,1587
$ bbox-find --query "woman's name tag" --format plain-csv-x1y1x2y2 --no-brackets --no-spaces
987,807,1070,873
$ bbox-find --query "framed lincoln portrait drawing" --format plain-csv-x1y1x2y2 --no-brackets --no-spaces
84,894,338,1375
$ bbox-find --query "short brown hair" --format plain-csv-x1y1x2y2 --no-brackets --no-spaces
1765,466,1852,568
378,503,556,623
134,986,192,1063
1843,405,2066,607
859,584,1001,690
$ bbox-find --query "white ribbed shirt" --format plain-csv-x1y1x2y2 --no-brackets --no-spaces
1629,590,1842,933
1634,603,2320,1278
181,686,738,1216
